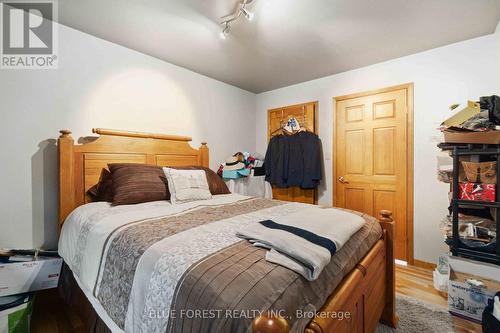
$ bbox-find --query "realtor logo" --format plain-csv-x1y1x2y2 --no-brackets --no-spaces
1,0,58,69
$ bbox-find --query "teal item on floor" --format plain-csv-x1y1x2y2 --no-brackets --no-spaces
222,168,250,179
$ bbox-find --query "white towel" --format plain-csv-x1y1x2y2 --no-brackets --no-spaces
236,207,365,280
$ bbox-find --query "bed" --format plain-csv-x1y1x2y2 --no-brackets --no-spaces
57,128,397,333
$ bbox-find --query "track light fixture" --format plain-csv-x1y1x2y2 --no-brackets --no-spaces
219,0,255,39
220,23,230,39
240,7,254,21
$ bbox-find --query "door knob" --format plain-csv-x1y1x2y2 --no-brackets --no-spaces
338,176,349,184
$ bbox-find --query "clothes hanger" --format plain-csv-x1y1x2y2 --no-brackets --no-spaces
287,107,308,134
296,105,315,134
270,126,283,136
270,109,285,137
270,107,313,137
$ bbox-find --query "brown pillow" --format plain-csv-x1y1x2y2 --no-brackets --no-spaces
109,163,169,205
87,184,99,199
173,166,230,195
87,169,114,202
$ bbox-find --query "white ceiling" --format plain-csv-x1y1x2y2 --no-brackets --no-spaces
58,0,500,93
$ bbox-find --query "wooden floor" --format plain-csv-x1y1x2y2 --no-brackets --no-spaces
31,289,85,333
31,264,482,332
396,264,481,333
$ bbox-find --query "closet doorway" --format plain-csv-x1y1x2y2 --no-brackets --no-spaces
268,101,318,204
333,84,414,263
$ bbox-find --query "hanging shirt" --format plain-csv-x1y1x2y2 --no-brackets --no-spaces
264,132,322,189
289,131,322,188
264,135,287,187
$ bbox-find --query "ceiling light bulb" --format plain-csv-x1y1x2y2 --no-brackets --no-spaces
240,8,254,21
220,24,230,39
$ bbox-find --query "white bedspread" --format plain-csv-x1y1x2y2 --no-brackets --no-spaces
58,194,367,333
59,194,252,332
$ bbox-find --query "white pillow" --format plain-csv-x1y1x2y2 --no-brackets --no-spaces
163,167,212,204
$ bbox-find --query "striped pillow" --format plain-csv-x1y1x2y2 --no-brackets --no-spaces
87,168,114,202
108,163,169,205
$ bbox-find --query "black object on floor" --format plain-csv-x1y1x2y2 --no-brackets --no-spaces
482,292,500,333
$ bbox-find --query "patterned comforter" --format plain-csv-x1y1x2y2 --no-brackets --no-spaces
58,194,382,333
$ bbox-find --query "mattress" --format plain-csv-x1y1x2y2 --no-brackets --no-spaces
58,194,382,333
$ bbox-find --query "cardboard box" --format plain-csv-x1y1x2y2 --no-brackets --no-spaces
443,130,500,144
441,101,481,128
0,257,62,297
461,161,497,184
459,182,496,202
448,257,500,323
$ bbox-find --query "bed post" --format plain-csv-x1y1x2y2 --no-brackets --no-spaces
378,210,398,328
200,142,209,167
58,129,75,228
252,314,289,333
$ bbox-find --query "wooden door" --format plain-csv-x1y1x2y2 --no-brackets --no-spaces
268,102,318,204
334,85,413,261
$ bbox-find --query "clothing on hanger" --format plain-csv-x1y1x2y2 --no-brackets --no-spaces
264,131,322,189
283,117,301,133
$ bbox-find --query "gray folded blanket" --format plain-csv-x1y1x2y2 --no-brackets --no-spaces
236,206,365,280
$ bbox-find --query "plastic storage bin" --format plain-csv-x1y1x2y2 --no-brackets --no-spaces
433,269,449,292
0,293,33,333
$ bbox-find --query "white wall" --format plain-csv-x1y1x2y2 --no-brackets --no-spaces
255,35,499,264
496,21,500,86
0,23,255,250
2,17,498,262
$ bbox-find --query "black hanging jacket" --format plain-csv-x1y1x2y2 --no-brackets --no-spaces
298,131,322,188
264,132,322,189
264,135,287,187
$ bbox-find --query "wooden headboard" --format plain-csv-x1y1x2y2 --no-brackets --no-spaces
58,128,209,227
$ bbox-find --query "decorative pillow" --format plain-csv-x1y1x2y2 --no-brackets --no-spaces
87,184,99,201
163,167,212,204
173,166,230,195
87,168,114,202
109,163,169,205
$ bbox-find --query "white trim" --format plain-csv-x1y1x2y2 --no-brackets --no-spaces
395,259,407,266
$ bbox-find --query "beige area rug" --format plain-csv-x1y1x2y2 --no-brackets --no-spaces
376,294,456,333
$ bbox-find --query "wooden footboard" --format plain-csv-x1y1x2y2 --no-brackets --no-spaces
252,210,397,333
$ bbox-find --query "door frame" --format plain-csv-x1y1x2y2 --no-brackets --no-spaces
332,83,414,264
